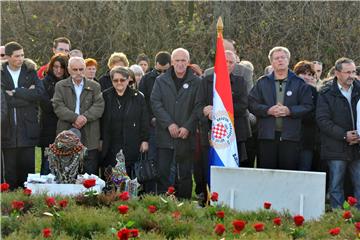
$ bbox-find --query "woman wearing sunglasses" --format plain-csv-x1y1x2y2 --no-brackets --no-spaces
100,66,149,180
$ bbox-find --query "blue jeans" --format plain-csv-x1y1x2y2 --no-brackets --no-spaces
328,160,360,209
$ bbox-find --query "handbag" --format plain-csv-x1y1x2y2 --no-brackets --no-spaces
134,152,158,183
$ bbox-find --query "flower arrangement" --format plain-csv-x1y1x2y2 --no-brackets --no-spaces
1,186,359,239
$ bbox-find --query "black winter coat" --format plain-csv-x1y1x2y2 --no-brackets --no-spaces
1,63,44,148
316,79,360,161
197,73,250,146
138,68,161,122
99,70,112,92
301,85,319,150
150,67,201,154
101,87,149,166
248,70,313,141
38,74,62,147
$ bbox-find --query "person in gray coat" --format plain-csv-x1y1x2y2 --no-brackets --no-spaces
150,48,201,199
52,57,104,175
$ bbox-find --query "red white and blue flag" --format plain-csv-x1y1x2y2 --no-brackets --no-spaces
209,33,239,168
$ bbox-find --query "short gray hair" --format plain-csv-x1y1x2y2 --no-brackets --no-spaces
68,57,85,67
268,46,290,61
334,57,354,71
171,48,190,61
110,66,130,80
129,64,144,76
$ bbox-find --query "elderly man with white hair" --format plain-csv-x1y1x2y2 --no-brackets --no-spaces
52,56,104,175
151,48,201,199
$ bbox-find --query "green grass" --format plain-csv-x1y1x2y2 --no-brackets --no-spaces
35,147,41,173
1,190,360,239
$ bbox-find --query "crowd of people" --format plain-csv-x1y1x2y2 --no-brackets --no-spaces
1,37,360,210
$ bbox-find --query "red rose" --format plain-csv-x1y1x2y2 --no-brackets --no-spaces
118,205,129,214
148,205,157,213
253,222,265,232
130,228,139,238
167,186,175,195
329,227,340,236
83,179,96,189
1,182,10,192
43,228,52,238
172,211,181,219
264,201,271,209
216,210,225,219
347,196,358,206
119,191,130,201
355,222,360,231
59,199,68,208
117,228,130,240
23,188,32,196
343,211,352,220
214,223,225,236
232,219,246,232
11,200,24,210
273,217,282,226
45,197,56,208
211,192,219,202
293,215,305,226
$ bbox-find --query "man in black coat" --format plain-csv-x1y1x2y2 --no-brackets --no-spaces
1,42,44,189
151,48,200,199
197,50,250,198
138,51,171,193
248,46,313,170
316,57,360,209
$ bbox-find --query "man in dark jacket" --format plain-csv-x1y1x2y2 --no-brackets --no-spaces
248,46,313,170
1,41,45,189
197,50,250,198
151,48,200,199
316,57,360,209
138,51,171,193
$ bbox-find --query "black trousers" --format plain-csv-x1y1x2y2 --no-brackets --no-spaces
258,132,299,170
82,149,99,175
1,147,35,190
157,148,193,199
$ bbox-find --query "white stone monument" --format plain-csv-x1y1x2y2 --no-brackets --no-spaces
211,166,326,220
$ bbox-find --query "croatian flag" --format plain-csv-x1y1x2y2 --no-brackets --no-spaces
209,33,239,169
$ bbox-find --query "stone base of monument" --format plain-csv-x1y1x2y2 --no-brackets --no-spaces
24,183,104,196
24,173,105,196
211,166,326,220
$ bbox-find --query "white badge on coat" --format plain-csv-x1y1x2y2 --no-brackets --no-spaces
183,83,189,89
286,90,292,96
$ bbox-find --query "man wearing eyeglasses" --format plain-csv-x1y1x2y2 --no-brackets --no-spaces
37,37,71,80
52,57,104,175
248,46,313,171
317,57,360,209
1,41,45,189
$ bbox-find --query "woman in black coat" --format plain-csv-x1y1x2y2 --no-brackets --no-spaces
38,53,69,175
101,66,149,179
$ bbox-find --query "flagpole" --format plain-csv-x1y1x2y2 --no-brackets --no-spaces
207,16,225,206
217,17,223,37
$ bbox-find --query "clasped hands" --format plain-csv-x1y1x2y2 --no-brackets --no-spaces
267,103,290,117
72,115,87,129
168,123,189,139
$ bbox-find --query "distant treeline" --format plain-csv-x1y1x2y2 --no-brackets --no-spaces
1,1,359,78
